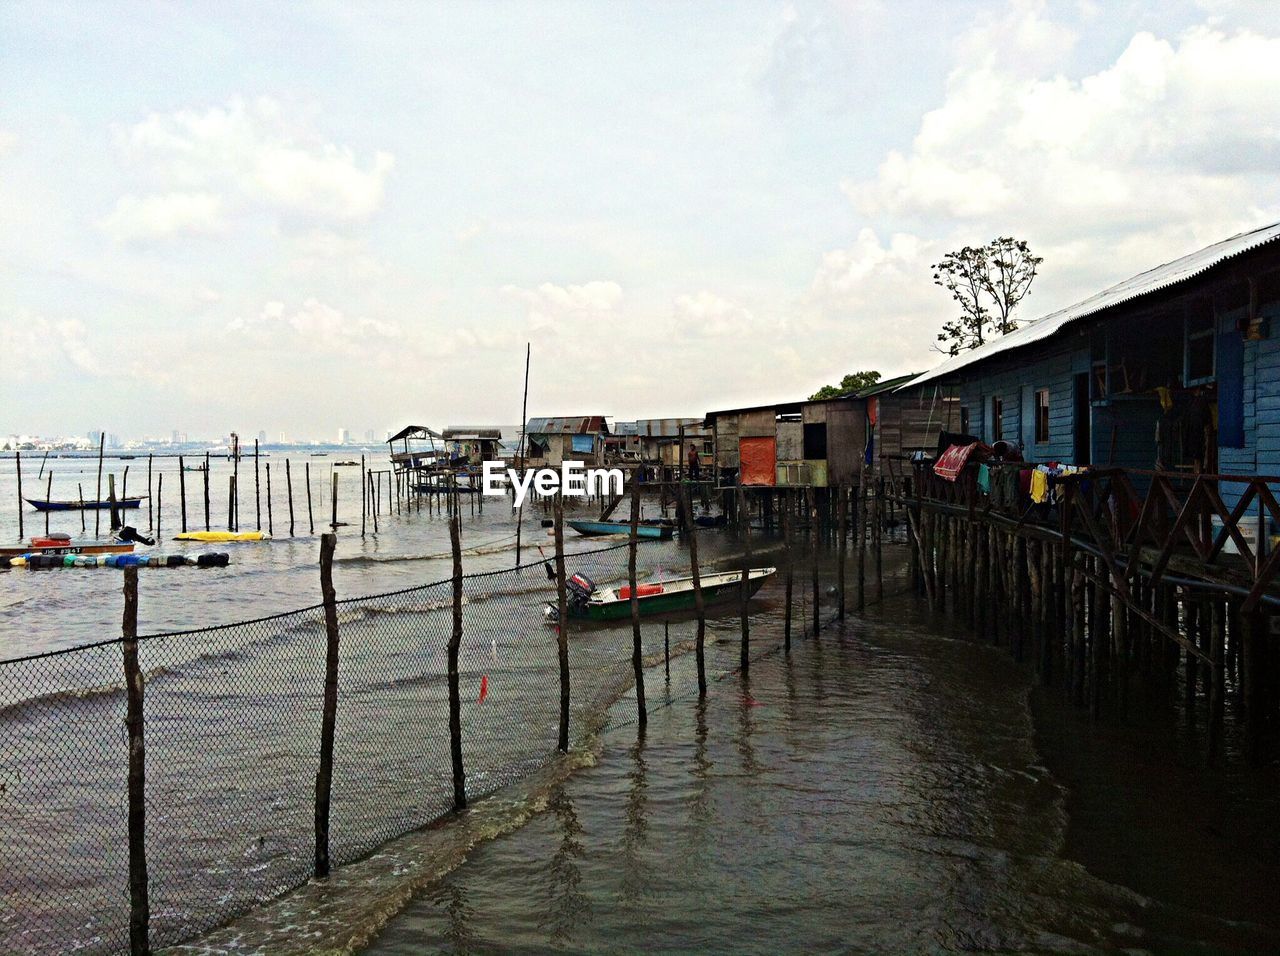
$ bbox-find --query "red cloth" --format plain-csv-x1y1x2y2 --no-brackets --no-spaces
933,442,984,481
739,436,777,486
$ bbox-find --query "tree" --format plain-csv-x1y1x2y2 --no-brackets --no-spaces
809,370,881,401
933,236,1042,356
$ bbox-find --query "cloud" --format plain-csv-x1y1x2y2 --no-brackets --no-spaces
286,229,388,282
817,9,1280,374
98,191,227,242
111,97,394,232
501,280,623,334
228,298,402,354
0,312,103,378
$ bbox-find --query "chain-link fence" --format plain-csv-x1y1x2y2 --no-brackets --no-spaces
1,519,823,956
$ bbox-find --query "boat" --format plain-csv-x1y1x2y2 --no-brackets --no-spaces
334,460,359,466
549,566,776,621
0,534,136,560
26,497,146,512
567,519,673,539
173,530,271,542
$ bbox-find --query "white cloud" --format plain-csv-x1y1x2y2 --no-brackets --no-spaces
501,280,623,334
0,312,103,378
99,191,227,242
819,11,1280,374
228,298,402,353
286,229,388,282
112,97,394,229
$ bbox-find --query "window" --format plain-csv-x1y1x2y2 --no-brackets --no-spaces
1185,301,1216,384
991,396,1003,442
1035,389,1050,444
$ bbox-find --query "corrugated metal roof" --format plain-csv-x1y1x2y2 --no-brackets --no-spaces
906,221,1280,389
612,421,639,436
386,425,441,443
635,417,705,437
443,426,503,439
525,416,609,434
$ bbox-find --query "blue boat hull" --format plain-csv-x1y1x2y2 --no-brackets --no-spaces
26,498,144,512
567,520,672,539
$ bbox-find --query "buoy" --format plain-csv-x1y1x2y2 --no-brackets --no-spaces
478,675,489,704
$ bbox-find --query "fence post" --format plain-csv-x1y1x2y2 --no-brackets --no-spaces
121,567,150,956
628,477,648,727
553,495,570,752
783,503,793,653
314,534,340,878
680,483,707,695
449,515,467,809
738,485,750,672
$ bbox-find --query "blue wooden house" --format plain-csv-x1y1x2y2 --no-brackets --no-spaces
904,222,1280,509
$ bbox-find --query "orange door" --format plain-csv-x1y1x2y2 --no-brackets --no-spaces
738,436,777,486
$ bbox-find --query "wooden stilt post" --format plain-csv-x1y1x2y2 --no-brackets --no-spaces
15,450,23,541
232,436,240,532
203,453,210,532
448,514,467,810
266,464,274,536
155,475,162,541
837,482,848,620
178,457,187,534
315,533,340,877
629,477,647,727
286,459,295,537
738,485,751,672
330,472,338,532
108,474,120,533
360,455,367,537
44,471,51,536
306,461,315,535
681,483,707,696
121,567,150,956
94,433,104,539
146,455,152,532
553,495,570,752
807,485,819,635
78,482,86,533
254,440,261,531
783,503,794,653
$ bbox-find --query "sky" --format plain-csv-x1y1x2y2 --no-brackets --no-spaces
3,0,1280,441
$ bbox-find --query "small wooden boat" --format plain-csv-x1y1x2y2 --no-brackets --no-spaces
551,566,775,621
26,497,146,512
0,534,136,559
334,460,359,466
567,519,673,539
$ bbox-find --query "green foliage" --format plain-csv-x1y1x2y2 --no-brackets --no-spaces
809,370,881,401
933,236,1043,356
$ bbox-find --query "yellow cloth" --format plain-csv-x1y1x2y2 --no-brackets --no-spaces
1155,386,1173,412
1030,469,1049,504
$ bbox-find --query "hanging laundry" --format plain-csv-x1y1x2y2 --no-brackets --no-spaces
1030,468,1050,504
977,463,992,494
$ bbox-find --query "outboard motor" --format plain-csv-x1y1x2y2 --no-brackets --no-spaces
116,525,156,546
567,573,595,607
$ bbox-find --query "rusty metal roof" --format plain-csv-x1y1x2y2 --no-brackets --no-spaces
525,416,609,434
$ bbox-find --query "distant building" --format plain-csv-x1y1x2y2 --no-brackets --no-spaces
171,430,180,445
338,428,351,445
258,430,267,444
364,429,375,443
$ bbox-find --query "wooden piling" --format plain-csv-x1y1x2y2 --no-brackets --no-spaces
837,483,848,620
286,459,295,537
155,475,162,540
178,457,187,533
203,453,211,532
681,484,708,696
738,485,751,672
330,472,338,532
553,495,570,752
448,515,466,810
146,455,152,532
360,455,367,537
227,476,235,532
44,472,51,536
628,478,647,727
874,473,883,602
314,534,340,878
121,567,150,956
14,450,22,541
266,464,274,536
94,433,104,539
783,504,793,653
108,474,120,532
306,461,315,535
807,485,819,634
78,482,86,533
254,440,261,531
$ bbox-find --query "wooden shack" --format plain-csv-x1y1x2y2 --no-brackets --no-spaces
705,397,867,487
441,427,503,466
387,425,442,477
903,220,1280,512
524,416,609,466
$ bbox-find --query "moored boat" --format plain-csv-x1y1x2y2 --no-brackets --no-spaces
567,519,673,539
548,566,776,621
0,534,136,559
25,497,146,512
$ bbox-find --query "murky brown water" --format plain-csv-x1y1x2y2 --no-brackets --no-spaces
363,578,1280,955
